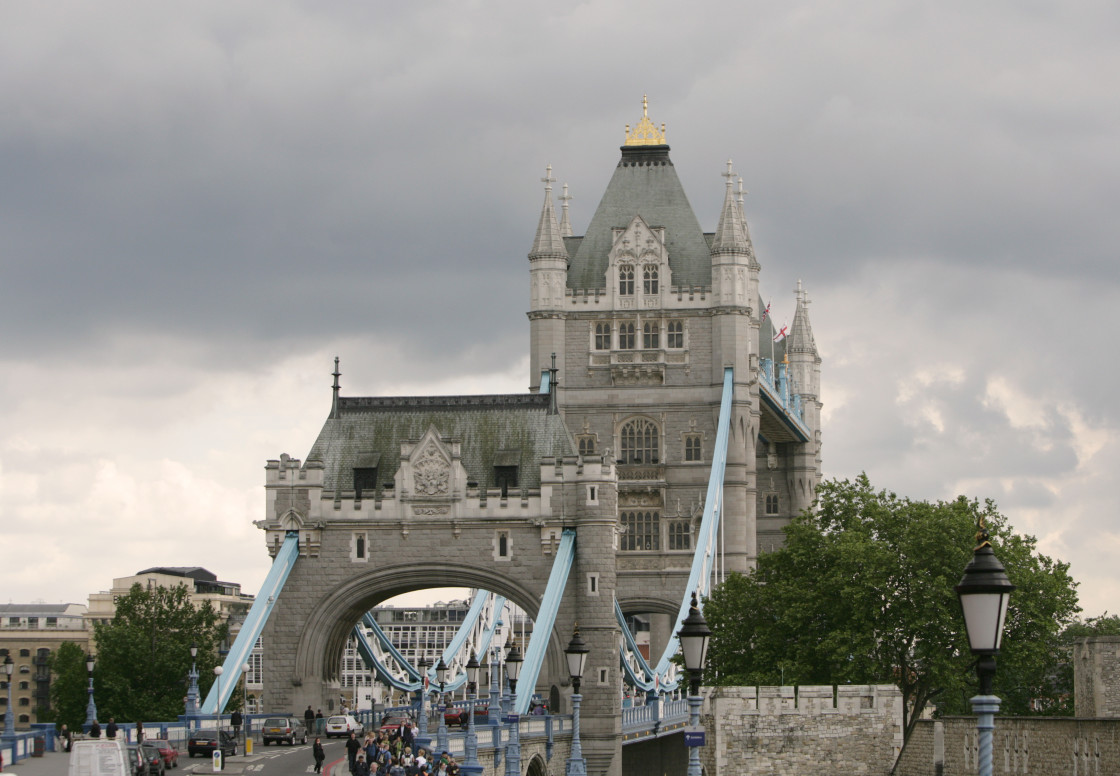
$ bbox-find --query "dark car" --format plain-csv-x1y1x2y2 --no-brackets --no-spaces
149,739,179,769
186,730,237,758
126,745,148,776
443,702,488,728
260,716,307,746
138,743,166,776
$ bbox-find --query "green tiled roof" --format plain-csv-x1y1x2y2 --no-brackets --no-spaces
568,145,713,291
305,394,576,493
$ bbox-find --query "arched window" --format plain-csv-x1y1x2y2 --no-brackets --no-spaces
619,265,634,296
620,418,659,464
667,320,684,348
643,321,659,349
643,266,659,295
618,322,636,350
594,323,611,350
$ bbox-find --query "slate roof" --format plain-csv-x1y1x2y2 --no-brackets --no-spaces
305,394,578,493
568,145,714,291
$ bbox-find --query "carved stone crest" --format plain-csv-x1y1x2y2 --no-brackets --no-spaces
413,442,450,496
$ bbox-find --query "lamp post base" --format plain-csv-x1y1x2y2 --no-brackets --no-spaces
970,694,1000,776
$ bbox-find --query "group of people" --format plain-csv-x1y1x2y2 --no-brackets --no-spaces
338,724,460,776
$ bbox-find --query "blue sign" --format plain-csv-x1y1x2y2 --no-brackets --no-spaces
683,726,706,747
503,714,519,724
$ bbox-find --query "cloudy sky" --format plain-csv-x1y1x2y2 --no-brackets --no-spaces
2,1,1117,619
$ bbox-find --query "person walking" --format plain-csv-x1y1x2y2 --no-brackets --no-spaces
345,731,362,774
312,738,325,774
60,724,72,752
305,705,316,730
230,710,242,741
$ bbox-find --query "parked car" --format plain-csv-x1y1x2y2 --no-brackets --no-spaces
443,702,488,728
378,715,413,735
148,739,178,769
137,743,166,776
323,715,363,738
260,716,308,746
186,730,237,758
125,745,148,776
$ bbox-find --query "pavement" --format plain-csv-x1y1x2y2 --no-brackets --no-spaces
1,750,350,776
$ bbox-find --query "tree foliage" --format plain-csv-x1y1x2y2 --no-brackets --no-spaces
47,641,89,729
92,583,226,722
704,474,1080,741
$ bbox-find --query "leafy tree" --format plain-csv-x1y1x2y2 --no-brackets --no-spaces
92,583,226,722
703,474,1079,742
46,641,89,729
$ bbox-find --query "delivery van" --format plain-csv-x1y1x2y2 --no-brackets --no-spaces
69,738,139,776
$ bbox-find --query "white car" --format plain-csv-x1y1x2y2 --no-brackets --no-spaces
324,714,364,738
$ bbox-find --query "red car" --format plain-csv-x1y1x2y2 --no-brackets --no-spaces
378,715,413,734
148,740,179,769
443,703,488,728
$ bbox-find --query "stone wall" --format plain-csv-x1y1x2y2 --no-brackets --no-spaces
893,717,1120,775
1074,635,1120,719
698,684,905,776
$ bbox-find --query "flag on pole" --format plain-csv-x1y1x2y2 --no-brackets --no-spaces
773,323,788,342
760,300,771,322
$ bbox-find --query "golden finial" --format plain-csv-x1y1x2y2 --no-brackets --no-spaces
974,515,992,550
624,94,667,146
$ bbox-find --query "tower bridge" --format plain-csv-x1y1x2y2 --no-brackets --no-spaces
202,98,822,776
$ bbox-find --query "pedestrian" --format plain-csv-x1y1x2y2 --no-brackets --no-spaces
305,705,316,730
230,710,242,740
136,721,144,743
354,753,370,776
316,709,325,735
346,731,362,774
312,738,325,774
89,719,101,738
105,717,118,739
60,724,72,752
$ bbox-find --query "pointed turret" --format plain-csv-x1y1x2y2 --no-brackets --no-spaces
529,165,569,260
788,279,818,359
710,160,752,256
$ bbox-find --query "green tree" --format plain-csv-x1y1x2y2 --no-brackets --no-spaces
92,583,226,722
47,641,90,729
704,474,1080,742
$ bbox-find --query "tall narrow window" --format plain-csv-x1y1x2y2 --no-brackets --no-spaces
619,322,636,350
643,321,659,349
619,265,635,296
668,520,691,550
684,435,702,462
621,511,660,551
578,436,596,456
620,419,659,464
667,320,684,348
594,323,611,350
765,494,780,515
643,266,659,295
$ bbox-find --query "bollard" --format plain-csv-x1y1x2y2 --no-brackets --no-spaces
212,749,222,772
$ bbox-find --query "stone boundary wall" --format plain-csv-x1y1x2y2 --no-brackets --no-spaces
893,717,1120,775
699,684,905,775
1075,635,1120,719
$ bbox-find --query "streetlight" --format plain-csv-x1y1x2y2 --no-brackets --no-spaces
3,655,14,737
503,645,523,776
461,651,482,776
955,520,1015,776
677,592,711,776
240,661,251,742
435,657,449,755
186,642,200,718
564,626,590,776
214,666,224,731
84,653,98,731
415,656,430,747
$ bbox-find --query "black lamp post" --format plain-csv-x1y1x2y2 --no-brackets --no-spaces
84,653,98,730
415,656,430,747
462,651,482,776
677,592,711,776
503,645,523,776
955,521,1014,776
3,655,14,737
435,656,449,754
564,627,589,776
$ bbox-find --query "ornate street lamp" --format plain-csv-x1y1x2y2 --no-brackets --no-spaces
503,645,523,776
415,656,430,747
84,653,98,730
955,520,1015,776
461,651,483,776
487,646,501,726
435,656,449,754
564,626,590,776
3,655,14,737
240,661,251,741
214,665,224,730
186,642,200,719
677,592,711,776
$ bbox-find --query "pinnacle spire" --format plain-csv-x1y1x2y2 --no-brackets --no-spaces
709,160,754,258
788,279,817,354
559,183,573,238
529,165,569,259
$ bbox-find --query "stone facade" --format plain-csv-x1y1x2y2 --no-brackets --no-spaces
893,717,1120,775
1074,635,1120,719
696,685,904,776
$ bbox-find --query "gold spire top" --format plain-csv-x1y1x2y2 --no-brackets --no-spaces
624,94,667,146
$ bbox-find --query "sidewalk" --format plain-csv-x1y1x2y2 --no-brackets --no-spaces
2,750,67,776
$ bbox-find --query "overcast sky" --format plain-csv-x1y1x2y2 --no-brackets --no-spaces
2,1,1117,620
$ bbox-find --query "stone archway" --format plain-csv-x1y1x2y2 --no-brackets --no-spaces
525,753,547,776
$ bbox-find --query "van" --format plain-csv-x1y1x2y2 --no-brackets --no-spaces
69,739,139,776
